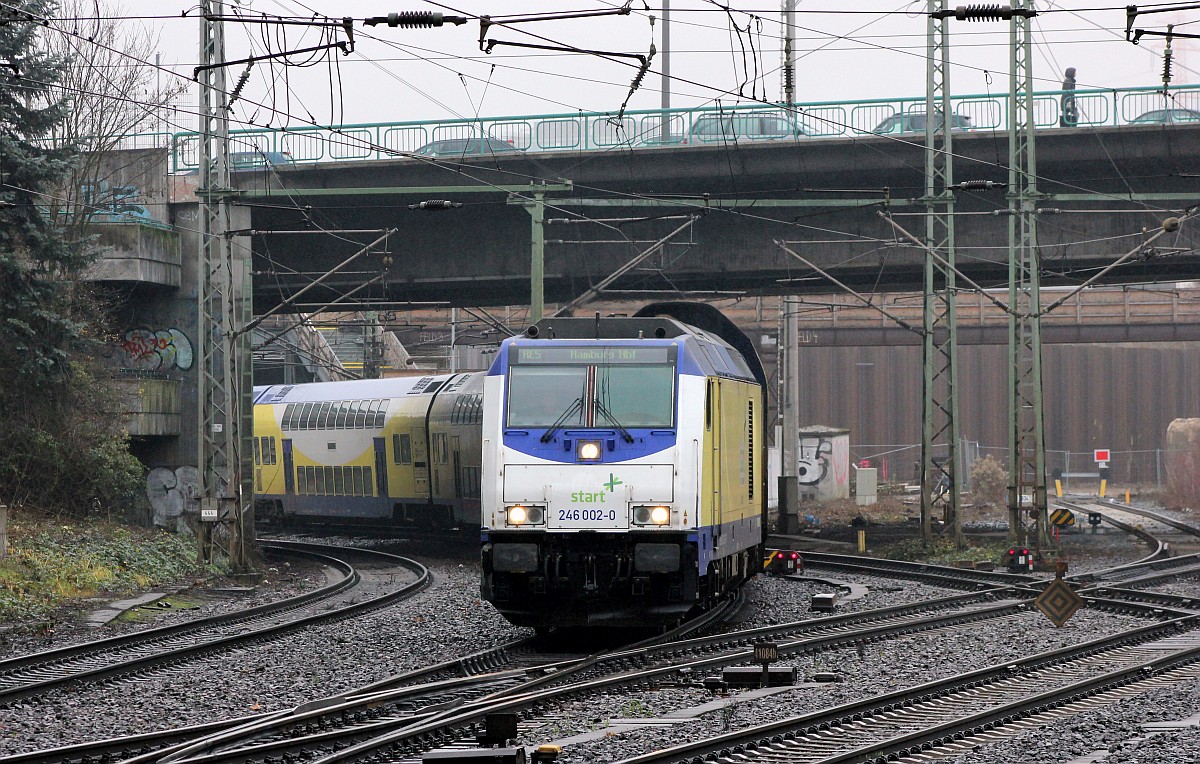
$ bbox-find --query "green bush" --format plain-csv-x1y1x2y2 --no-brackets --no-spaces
970,455,1008,507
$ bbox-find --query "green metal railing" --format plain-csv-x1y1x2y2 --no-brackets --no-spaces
158,83,1200,172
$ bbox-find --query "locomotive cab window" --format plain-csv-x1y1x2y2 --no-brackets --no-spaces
506,345,676,428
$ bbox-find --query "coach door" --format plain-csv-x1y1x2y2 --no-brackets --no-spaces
283,440,294,495
373,438,388,497
412,427,430,497
451,435,463,498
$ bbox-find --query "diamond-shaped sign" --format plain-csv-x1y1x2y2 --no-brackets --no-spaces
1035,577,1085,627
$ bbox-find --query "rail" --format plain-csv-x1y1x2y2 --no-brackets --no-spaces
121,82,1200,172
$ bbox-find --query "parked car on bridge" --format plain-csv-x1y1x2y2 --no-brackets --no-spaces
411,137,524,158
642,112,808,146
871,111,973,134
178,150,295,175
229,150,296,170
1129,108,1200,124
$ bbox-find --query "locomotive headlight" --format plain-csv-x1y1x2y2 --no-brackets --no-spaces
633,505,671,526
577,440,602,461
506,504,545,526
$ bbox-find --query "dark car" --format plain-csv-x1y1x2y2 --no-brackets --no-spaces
643,112,807,146
871,112,972,134
689,113,808,143
229,150,296,170
1129,108,1200,125
411,137,524,158
177,150,295,175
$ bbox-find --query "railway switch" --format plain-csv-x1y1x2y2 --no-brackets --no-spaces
1004,547,1034,573
422,748,528,763
723,665,797,687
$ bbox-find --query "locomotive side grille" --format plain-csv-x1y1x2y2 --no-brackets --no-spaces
747,398,755,500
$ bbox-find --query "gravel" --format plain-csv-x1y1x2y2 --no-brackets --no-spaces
1,533,1197,763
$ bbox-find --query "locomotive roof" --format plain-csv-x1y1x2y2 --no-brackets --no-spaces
522,315,692,341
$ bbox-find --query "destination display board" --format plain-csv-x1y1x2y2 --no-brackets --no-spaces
512,346,674,365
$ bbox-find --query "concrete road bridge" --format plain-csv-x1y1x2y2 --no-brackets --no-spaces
154,85,1200,314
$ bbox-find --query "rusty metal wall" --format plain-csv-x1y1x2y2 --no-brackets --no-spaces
793,342,1200,483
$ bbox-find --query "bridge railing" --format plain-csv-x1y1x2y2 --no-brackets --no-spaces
161,83,1200,172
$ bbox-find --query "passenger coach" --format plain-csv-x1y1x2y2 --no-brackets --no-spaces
253,373,483,529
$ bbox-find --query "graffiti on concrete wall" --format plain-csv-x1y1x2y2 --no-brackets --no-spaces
797,437,832,487
797,435,851,494
146,465,199,533
121,328,193,371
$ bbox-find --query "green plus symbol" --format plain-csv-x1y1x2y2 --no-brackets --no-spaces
603,473,623,492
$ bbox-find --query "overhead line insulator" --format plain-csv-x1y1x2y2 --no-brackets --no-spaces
931,5,1037,21
408,200,463,211
364,12,467,28
954,180,1005,191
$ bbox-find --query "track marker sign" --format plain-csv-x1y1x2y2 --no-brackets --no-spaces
1035,566,1085,627
1094,449,1110,463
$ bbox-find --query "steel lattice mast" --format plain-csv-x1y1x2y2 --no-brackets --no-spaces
1007,0,1050,551
197,1,253,571
921,0,962,545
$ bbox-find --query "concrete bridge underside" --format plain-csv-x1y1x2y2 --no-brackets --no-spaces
233,124,1200,314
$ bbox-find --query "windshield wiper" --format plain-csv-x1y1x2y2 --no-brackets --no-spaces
593,398,635,443
539,397,583,443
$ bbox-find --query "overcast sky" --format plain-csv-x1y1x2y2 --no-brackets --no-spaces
102,1,1197,134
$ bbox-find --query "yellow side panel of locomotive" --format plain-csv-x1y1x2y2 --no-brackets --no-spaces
698,376,763,529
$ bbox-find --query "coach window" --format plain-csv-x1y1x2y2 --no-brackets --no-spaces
334,467,345,495
345,401,360,428
374,399,389,428
253,438,261,465
393,433,412,464
334,401,348,429
296,402,312,430
314,401,331,429
282,404,296,431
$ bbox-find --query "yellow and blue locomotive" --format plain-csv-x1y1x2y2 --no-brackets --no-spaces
480,303,767,628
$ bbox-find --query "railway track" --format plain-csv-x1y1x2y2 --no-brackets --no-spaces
0,541,428,707
108,582,1176,764
610,617,1200,764
8,519,1195,764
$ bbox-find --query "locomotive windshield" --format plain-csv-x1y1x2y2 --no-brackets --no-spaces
506,345,676,428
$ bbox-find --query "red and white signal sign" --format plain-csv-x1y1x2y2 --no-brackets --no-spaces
1094,449,1110,463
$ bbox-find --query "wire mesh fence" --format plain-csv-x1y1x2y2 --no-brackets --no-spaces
851,442,1183,492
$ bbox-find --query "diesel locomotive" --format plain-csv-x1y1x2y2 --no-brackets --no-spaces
480,302,768,628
